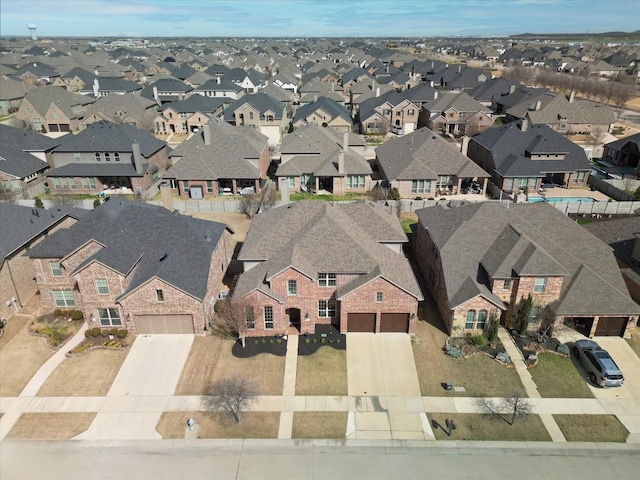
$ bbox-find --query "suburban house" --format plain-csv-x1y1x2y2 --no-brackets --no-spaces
224,92,287,147
0,203,87,320
164,120,269,197
292,96,353,133
420,91,493,137
26,200,234,335
140,78,193,105
601,132,640,174
79,77,142,97
412,202,639,338
153,95,225,135
233,200,423,336
357,90,421,135
0,78,29,116
81,93,158,130
10,62,60,85
193,76,244,100
226,68,266,93
0,124,59,199
46,120,170,195
375,127,490,198
467,120,592,194
15,85,96,133
276,125,371,194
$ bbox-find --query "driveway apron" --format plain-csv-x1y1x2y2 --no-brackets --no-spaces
76,334,194,440
346,333,429,440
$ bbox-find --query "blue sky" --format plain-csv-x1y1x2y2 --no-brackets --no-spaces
1,0,638,38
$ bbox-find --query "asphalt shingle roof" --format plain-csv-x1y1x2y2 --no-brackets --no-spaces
0,124,59,178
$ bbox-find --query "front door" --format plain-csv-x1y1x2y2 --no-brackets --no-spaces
287,308,301,331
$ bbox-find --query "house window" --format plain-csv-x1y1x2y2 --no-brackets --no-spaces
156,289,164,302
114,152,120,162
412,180,431,194
318,300,336,318
33,118,43,131
53,177,61,189
81,177,96,190
266,115,274,121
529,306,540,324
477,310,488,330
465,310,476,329
53,290,75,307
50,261,63,277
249,112,254,120
346,175,365,189
505,178,514,191
503,280,511,290
206,181,213,193
534,277,547,293
183,180,189,192
288,177,296,188
264,306,274,329
73,153,81,162
408,109,415,115
437,175,452,188
26,107,32,114
69,178,77,190
95,279,109,295
97,308,121,326
376,292,383,303
246,306,255,329
287,279,297,295
104,152,111,162
95,152,101,162
383,109,391,115
517,178,528,189
318,273,336,287
575,171,586,183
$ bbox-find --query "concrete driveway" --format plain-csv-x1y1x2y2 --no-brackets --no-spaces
76,334,194,440
346,334,429,440
586,337,640,400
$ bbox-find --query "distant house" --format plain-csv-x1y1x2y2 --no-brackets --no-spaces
412,202,639,338
153,95,226,135
193,76,244,100
27,200,234,335
224,92,288,147
226,68,266,93
0,124,59,199
140,78,193,105
420,91,493,137
357,90,421,135
0,78,29,116
11,62,60,85
81,93,158,130
602,133,640,174
164,120,270,197
16,85,96,133
0,203,86,320
292,96,352,133
47,120,170,195
277,125,371,195
233,200,423,336
79,77,142,97
467,120,591,194
375,127,490,198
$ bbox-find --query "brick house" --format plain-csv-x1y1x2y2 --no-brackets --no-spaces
81,93,158,130
153,95,225,135
46,120,170,195
467,120,592,194
27,200,234,335
224,93,288,147
420,91,493,137
601,132,640,174
233,200,423,336
357,90,421,135
292,96,353,133
412,202,639,338
0,204,86,320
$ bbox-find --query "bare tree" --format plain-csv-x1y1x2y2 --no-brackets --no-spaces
240,193,260,218
610,83,633,120
214,299,250,348
206,376,258,424
474,391,532,425
48,194,81,207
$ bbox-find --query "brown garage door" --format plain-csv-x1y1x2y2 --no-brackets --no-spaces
380,313,409,333
135,314,194,334
595,317,628,337
347,313,376,332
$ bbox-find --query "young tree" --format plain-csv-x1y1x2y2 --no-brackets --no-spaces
214,299,250,348
474,391,532,426
590,126,608,158
483,309,500,342
48,194,81,208
610,83,633,120
516,294,533,334
207,376,258,424
240,193,259,218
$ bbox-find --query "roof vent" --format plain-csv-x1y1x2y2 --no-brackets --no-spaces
159,253,168,262
205,232,212,243
432,136,436,139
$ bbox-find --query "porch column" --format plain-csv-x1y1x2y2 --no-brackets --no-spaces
481,178,488,195
254,179,260,193
315,177,320,192
232,179,237,194
456,177,462,194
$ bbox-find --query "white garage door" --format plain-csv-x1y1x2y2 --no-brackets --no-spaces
135,314,194,334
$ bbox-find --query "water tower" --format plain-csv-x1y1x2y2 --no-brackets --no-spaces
27,24,37,41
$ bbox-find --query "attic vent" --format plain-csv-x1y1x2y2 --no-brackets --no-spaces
205,233,212,243
432,136,436,139
0,156,5,161
159,253,168,262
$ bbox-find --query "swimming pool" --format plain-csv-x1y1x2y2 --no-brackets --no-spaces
528,196,598,203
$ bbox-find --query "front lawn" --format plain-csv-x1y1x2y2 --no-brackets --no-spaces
292,412,347,439
626,327,640,359
6,413,96,439
528,352,593,398
174,335,286,396
296,347,347,396
553,414,629,442
290,192,371,202
156,411,279,439
427,413,551,441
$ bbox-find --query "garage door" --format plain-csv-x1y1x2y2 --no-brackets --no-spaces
347,313,376,332
135,314,194,334
595,317,628,337
380,313,409,333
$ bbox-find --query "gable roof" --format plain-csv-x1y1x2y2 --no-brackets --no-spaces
0,124,60,178
83,92,156,122
224,92,285,121
22,85,96,118
293,96,352,125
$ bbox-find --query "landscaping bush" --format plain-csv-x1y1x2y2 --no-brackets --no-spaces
414,196,423,201
483,311,499,342
53,309,62,317
90,327,101,337
84,329,92,339
470,334,486,347
34,198,44,209
388,187,401,201
116,329,128,339
101,329,110,337
69,310,84,320
446,343,463,358
93,198,101,209
108,328,118,336
556,343,570,356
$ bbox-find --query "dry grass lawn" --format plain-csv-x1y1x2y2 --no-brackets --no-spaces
412,314,525,397
6,413,96,439
553,414,629,442
529,353,593,398
36,349,128,396
0,319,55,396
175,335,286,396
428,413,551,441
187,212,252,243
292,412,347,439
296,348,347,396
0,315,29,348
156,411,279,439
626,327,640,359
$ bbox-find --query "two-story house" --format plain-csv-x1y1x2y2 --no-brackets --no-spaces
153,95,225,135
224,93,287,147
27,200,234,335
233,200,423,336
357,90,421,135
413,202,639,338
420,91,493,137
292,96,353,133
601,132,640,174
81,93,158,130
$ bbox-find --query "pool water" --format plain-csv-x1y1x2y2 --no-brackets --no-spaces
528,196,597,203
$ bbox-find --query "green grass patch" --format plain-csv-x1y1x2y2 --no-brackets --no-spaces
428,413,551,441
289,192,371,202
401,217,417,233
576,219,590,225
529,352,593,398
553,414,629,442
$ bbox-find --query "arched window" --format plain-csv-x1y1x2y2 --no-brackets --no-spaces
465,310,476,330
477,310,488,330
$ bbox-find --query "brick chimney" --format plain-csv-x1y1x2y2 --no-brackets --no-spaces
535,99,542,111
93,78,99,97
131,140,144,174
460,136,470,156
152,85,160,106
338,150,345,174
279,177,290,204
343,131,349,152
569,89,576,103
216,76,221,84
521,119,529,132
204,122,212,145
509,83,516,94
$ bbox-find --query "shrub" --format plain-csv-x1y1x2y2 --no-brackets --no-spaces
427,197,435,201
84,329,92,339
116,329,127,339
90,327,101,337
388,187,401,201
320,338,326,344
108,328,118,336
276,339,282,343
93,198,101,209
313,338,318,343
336,339,341,344
483,311,499,342
34,198,44,209
101,329,109,337
214,300,224,313
414,196,423,201
305,338,310,344
269,339,274,344
70,310,84,320
48,329,62,346
445,344,463,358
70,342,93,355
53,309,62,317
470,334,486,347
495,352,511,364
556,343,570,356
261,338,266,344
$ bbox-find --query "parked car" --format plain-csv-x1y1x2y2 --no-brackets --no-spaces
572,339,624,388
391,125,405,135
